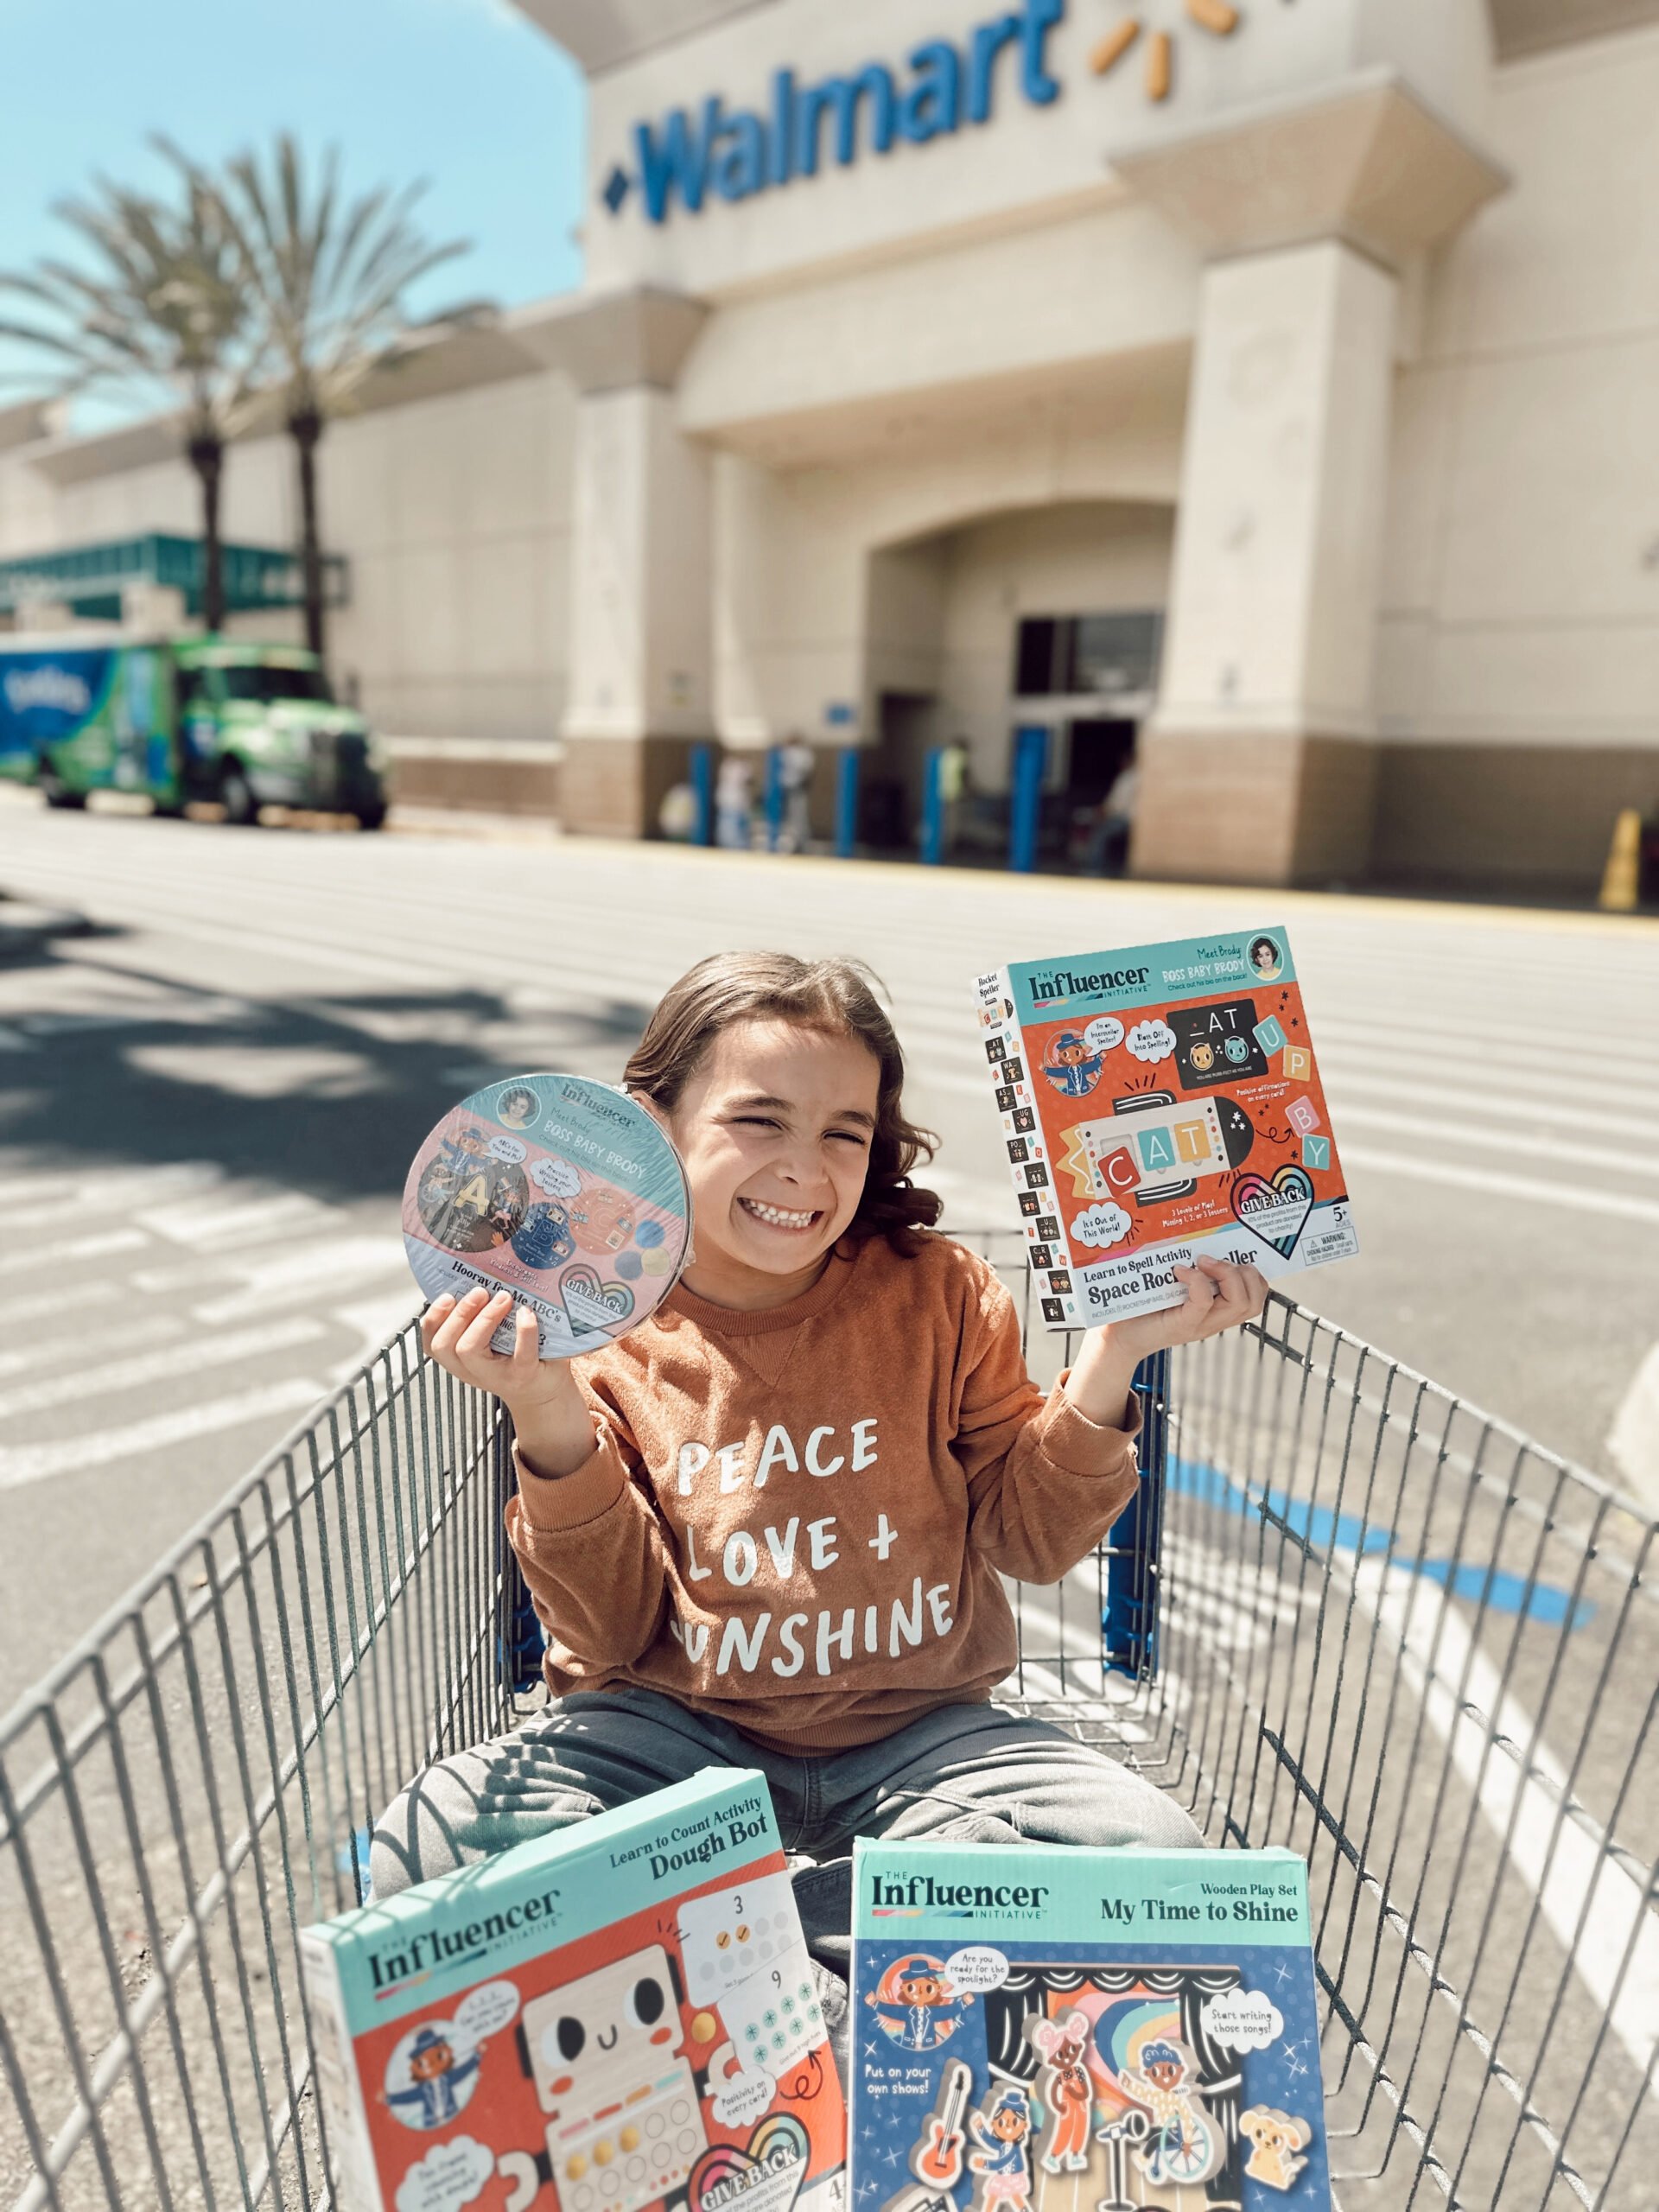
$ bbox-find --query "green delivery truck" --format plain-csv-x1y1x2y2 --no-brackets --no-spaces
0,633,389,827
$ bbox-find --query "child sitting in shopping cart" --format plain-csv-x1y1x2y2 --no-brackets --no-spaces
372,953,1266,1999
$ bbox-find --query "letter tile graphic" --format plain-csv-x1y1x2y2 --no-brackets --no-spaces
1301,1135,1331,1171
1285,1046,1313,1082
1286,1096,1320,1137
1253,1015,1287,1056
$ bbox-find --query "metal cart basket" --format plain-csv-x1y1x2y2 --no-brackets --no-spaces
2,1233,1654,2211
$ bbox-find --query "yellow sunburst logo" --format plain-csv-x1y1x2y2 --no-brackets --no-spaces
1090,0,1242,102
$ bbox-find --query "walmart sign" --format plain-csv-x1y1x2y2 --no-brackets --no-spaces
604,0,1065,224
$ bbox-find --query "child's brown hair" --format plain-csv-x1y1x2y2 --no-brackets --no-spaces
622,951,942,1252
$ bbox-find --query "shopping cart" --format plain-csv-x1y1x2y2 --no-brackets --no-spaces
1,1233,1653,2211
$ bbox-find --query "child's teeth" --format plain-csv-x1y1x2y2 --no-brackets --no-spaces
747,1198,812,1227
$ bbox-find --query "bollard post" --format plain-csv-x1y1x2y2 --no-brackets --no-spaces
763,746,785,852
1103,1349,1168,1679
690,742,715,848
1010,722,1048,874
1599,807,1642,912
835,746,860,859
921,745,945,866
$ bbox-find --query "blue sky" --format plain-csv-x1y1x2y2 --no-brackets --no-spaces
0,0,587,425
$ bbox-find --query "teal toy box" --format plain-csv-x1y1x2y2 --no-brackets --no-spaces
301,1770,845,2212
849,1840,1329,2211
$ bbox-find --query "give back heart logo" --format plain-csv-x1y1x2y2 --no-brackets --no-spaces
1230,1165,1314,1258
690,2113,808,2212
559,1262,636,1335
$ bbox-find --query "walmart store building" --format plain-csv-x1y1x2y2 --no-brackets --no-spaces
4,0,1659,892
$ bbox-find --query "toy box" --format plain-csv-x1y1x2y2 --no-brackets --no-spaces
973,928,1357,1324
301,1771,845,2212
849,1840,1330,2211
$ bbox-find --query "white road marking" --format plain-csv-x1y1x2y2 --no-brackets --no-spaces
135,1190,340,1249
1341,1145,1659,1228
1318,1065,1659,1147
0,1312,188,1382
1607,1344,1659,1509
1334,1103,1659,1181
191,1236,410,1325
0,1378,325,1491
42,1228,151,1266
0,1281,123,1329
0,1161,222,1221
0,1318,327,1422
1358,1557,1659,2082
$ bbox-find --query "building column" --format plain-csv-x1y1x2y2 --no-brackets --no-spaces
1135,240,1397,886
559,384,714,839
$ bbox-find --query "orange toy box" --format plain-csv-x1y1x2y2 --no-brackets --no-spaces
300,1770,846,2212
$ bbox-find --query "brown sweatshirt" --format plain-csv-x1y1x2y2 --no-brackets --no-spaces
505,1232,1141,1753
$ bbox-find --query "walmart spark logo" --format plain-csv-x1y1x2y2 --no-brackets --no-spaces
1090,0,1243,103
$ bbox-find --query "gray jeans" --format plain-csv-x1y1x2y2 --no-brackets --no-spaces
371,1690,1200,1988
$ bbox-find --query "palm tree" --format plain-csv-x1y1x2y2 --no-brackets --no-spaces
165,135,482,665
0,174,258,632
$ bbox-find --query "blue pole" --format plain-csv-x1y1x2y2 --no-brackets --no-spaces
690,743,715,848
921,745,945,867
1010,722,1047,874
835,746,860,859
764,746,785,852
1103,1350,1168,1679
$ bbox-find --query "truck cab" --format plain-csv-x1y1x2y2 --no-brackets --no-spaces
0,633,389,828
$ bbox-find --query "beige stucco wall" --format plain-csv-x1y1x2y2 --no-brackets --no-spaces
1381,22,1659,761
0,365,577,742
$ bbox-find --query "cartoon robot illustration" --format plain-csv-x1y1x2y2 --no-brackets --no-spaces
967,2085,1033,2212
385,2021,481,2130
1041,1032,1103,1099
1025,2010,1093,2173
522,1946,706,2212
1115,2040,1222,2189
866,1956,975,2051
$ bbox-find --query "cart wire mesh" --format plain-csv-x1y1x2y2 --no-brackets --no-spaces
1,1233,1654,2212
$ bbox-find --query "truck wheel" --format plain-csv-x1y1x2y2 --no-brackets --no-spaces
38,769,86,810
355,804,387,832
219,766,258,827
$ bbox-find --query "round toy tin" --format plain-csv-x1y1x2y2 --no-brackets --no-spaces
403,1073,692,1358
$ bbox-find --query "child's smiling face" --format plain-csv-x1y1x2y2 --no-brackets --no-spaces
665,1019,880,1307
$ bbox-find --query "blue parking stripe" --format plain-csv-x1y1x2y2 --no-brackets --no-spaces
1166,1456,1592,1631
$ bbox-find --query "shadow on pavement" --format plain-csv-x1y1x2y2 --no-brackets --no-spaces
0,942,652,1202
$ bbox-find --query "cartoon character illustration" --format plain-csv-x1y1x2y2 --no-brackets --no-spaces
1249,936,1284,982
498,1085,538,1129
1238,2107,1313,2192
385,2021,480,2130
523,1947,705,2212
1223,1033,1250,1065
1041,1031,1103,1099
866,1955,975,2050
1187,1039,1216,1074
968,2085,1033,2211
1116,2040,1222,2189
1025,2009,1093,2173
416,1127,529,1254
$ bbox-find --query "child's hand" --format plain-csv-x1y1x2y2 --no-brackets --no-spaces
1103,1255,1269,1363
420,1287,596,1478
1064,1257,1268,1432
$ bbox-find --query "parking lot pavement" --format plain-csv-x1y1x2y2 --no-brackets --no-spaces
2,798,1657,1706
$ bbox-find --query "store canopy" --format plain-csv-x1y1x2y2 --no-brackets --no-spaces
0,533,348,620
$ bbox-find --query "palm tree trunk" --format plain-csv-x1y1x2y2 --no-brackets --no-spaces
185,429,226,633
289,404,327,663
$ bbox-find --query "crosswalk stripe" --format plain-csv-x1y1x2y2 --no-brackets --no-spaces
0,1318,327,1423
0,1379,326,1491
1343,1144,1659,1227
